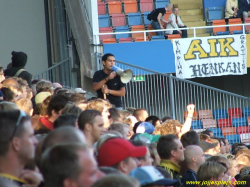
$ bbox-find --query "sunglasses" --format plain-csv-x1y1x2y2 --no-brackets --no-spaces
10,110,27,140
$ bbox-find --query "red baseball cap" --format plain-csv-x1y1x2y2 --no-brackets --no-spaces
97,138,147,167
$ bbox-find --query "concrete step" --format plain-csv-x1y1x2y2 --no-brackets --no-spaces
181,15,204,22
172,0,202,4
179,9,203,16
185,21,206,27
178,3,202,10
188,28,206,34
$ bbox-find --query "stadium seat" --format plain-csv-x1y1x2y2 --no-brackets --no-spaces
115,26,131,39
237,126,250,134
146,24,156,39
111,13,126,27
128,13,142,26
140,0,153,13
143,12,152,26
191,120,203,129
155,0,169,9
134,36,149,42
226,134,240,144
99,27,114,41
242,107,250,117
102,38,117,44
98,2,106,15
167,34,181,39
207,7,223,22
98,15,110,27
232,117,247,127
240,133,250,144
221,127,236,136
107,1,122,14
151,35,165,40
228,18,243,34
245,18,250,33
124,0,138,14
213,109,228,120
248,117,250,126
105,0,119,2
217,118,232,128
162,11,171,28
212,20,229,35
208,128,222,136
228,108,242,118
131,25,146,38
199,110,213,119
184,111,199,120
201,119,217,128
118,37,133,43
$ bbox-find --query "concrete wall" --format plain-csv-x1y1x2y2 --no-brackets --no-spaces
0,0,48,76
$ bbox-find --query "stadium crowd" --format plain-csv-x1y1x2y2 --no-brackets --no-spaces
1,51,250,187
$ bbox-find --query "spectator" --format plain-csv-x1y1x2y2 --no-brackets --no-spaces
92,174,139,187
199,141,218,157
0,66,6,83
197,162,226,187
52,82,62,89
54,114,78,129
224,154,238,182
221,138,230,154
109,108,124,124
131,141,153,166
0,101,18,110
15,98,33,116
157,135,184,187
96,130,123,151
0,110,39,186
70,92,87,110
237,0,250,20
78,109,106,148
133,109,149,122
4,51,32,87
41,143,104,187
86,98,112,129
11,77,28,99
166,5,187,38
182,145,205,187
148,143,161,167
149,3,173,36
225,0,239,18
129,166,178,187
235,175,250,187
99,167,122,175
236,153,250,172
145,116,161,127
1,87,16,102
61,103,83,116
136,122,155,134
97,138,147,174
108,123,130,139
92,53,126,109
181,131,200,148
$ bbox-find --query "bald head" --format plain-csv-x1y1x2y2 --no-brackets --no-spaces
2,78,19,88
184,145,204,165
41,126,86,153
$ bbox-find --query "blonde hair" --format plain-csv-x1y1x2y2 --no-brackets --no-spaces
197,162,226,187
157,119,181,136
86,98,112,113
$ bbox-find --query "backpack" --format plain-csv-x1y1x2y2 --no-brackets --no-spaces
147,10,155,21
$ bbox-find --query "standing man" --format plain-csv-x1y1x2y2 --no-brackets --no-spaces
92,53,126,109
150,3,173,36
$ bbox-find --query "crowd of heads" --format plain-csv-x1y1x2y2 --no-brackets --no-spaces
1,52,250,187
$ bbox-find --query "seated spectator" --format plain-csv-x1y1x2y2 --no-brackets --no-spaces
199,141,218,157
108,123,130,139
86,99,112,129
97,138,147,174
78,110,106,148
145,116,161,127
15,98,33,116
92,174,139,187
149,3,173,36
41,143,104,187
197,162,226,187
237,0,250,20
129,166,178,187
166,5,187,38
225,0,239,18
53,114,78,129
182,145,205,187
131,141,153,166
4,51,32,87
157,135,184,187
133,109,149,122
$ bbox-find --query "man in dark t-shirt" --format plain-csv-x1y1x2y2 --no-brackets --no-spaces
150,3,172,36
92,53,126,109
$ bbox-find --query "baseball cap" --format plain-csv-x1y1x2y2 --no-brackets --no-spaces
97,138,147,167
75,88,86,94
199,141,218,152
132,133,161,144
35,92,51,104
129,166,178,186
136,122,155,134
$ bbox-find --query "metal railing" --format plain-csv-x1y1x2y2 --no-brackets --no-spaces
34,58,73,89
96,54,250,143
94,23,250,42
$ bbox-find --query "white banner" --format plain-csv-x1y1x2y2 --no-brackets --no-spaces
173,35,247,79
